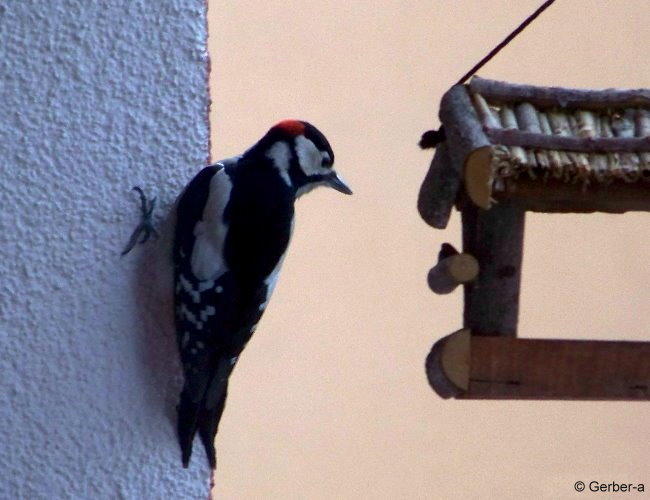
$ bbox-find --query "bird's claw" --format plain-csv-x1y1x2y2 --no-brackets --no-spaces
121,186,159,256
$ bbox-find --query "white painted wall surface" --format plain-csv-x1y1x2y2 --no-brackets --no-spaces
0,1,211,497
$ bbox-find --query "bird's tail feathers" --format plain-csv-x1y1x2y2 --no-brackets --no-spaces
177,391,201,468
198,381,228,469
177,356,235,469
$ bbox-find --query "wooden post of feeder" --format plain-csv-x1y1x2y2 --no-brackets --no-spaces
438,84,527,337
461,200,525,337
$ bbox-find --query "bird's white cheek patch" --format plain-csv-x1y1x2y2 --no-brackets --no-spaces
266,141,292,186
191,169,232,281
295,135,330,177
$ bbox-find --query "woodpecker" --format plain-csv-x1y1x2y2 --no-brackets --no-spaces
173,120,351,469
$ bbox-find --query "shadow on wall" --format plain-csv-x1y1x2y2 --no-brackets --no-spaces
131,202,182,427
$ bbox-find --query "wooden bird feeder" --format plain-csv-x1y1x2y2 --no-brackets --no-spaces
419,77,650,400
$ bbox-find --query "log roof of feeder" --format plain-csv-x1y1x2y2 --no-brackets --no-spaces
418,77,650,228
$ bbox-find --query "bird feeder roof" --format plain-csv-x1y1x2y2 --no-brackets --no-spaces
418,77,650,228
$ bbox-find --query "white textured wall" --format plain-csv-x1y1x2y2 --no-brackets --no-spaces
0,1,211,498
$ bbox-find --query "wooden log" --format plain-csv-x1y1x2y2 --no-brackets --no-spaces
425,329,470,398
428,332,650,400
515,102,549,171
635,109,650,174
585,114,610,182
461,201,525,337
464,145,496,209
498,105,528,166
495,176,650,213
471,92,500,129
439,85,493,209
537,111,569,177
537,111,570,178
514,102,541,133
428,250,479,295
576,110,598,138
612,109,642,182
417,143,459,229
439,85,491,164
567,113,591,181
599,115,623,180
611,108,636,137
463,105,534,209
548,112,585,180
464,142,650,211
469,76,650,110
462,337,650,400
483,128,650,153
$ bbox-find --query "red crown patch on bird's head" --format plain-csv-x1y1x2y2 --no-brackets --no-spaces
273,119,306,136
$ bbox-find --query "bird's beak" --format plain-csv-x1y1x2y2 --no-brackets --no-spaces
326,172,353,195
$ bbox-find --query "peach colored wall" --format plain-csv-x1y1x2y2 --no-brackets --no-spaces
208,1,649,497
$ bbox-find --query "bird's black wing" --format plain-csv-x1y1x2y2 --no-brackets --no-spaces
174,158,295,469
174,163,233,468
173,161,275,469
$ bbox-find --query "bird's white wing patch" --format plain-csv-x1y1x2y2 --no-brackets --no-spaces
259,256,284,311
259,218,293,312
190,168,232,281
215,155,241,169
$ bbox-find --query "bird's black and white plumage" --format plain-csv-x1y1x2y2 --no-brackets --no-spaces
173,120,351,469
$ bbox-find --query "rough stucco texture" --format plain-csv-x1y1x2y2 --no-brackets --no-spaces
0,1,211,498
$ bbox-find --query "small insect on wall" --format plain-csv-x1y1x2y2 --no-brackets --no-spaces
418,77,650,400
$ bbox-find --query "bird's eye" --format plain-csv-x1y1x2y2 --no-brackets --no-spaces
321,153,332,168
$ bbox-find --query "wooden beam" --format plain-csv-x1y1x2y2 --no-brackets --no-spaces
439,85,491,194
425,329,470,398
469,76,650,110
464,336,650,400
485,128,650,154
461,200,525,337
496,177,650,213
426,331,650,400
464,146,650,212
427,244,479,294
464,146,497,209
417,143,459,229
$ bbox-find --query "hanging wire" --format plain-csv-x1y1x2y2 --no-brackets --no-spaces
456,0,557,85
420,0,558,149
